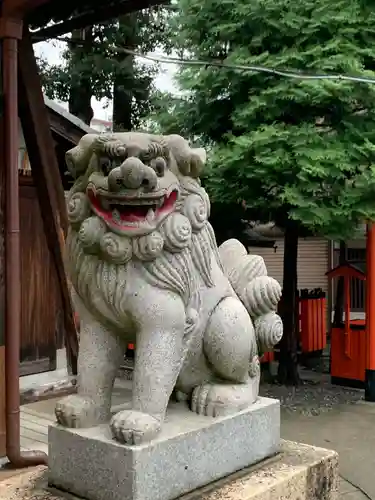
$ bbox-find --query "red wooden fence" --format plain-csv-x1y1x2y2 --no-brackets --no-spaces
261,289,327,363
299,291,327,353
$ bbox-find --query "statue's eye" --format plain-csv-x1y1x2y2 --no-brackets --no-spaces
151,157,166,177
112,157,123,168
99,157,112,176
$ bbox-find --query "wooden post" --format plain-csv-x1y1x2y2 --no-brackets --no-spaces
365,223,375,401
0,346,5,458
344,276,351,357
0,112,6,459
18,29,78,375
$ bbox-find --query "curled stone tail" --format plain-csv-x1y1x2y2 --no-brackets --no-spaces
218,238,283,352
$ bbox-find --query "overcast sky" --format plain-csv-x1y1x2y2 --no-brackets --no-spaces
34,40,178,121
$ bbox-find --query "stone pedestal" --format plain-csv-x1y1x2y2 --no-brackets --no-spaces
48,397,280,500
187,440,338,500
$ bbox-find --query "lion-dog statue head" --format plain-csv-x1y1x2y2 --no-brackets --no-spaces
67,132,206,231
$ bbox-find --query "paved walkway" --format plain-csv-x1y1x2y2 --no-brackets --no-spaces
281,401,373,499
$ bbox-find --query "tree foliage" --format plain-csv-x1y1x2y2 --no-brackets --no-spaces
156,0,375,239
38,6,173,127
152,0,375,384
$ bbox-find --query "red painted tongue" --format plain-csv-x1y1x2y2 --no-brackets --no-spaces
160,190,177,212
118,205,148,217
119,205,149,221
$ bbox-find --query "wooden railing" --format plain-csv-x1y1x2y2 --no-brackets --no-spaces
299,289,327,353
261,288,327,363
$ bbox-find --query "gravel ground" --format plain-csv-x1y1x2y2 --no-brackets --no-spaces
260,370,364,416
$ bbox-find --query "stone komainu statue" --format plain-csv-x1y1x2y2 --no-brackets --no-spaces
56,132,283,445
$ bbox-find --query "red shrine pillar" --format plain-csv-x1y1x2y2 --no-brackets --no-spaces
366,223,375,401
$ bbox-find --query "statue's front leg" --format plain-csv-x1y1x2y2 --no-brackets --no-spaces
110,292,185,445
56,297,124,428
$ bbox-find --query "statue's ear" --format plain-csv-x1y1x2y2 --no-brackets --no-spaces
192,148,207,164
190,148,207,178
66,133,99,178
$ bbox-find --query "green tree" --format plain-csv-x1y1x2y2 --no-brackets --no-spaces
153,0,375,384
38,6,173,127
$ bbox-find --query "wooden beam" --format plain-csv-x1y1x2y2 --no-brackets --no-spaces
0,346,5,458
2,0,51,19
0,115,6,459
31,0,168,42
19,36,68,232
18,30,78,375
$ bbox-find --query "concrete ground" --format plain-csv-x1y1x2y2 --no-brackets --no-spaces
281,400,372,499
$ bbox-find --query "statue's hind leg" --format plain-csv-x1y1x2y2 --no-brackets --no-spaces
191,296,260,417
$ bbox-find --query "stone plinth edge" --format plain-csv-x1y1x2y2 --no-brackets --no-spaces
186,439,339,500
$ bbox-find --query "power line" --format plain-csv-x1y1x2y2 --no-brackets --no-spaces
50,35,375,85
119,47,375,84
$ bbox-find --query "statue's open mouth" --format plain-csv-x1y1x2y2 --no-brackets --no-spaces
87,185,178,231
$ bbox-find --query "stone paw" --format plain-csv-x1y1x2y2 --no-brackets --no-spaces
191,382,258,418
174,390,189,403
55,395,107,428
110,410,161,445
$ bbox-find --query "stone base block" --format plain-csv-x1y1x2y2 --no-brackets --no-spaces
48,397,280,500
188,440,338,500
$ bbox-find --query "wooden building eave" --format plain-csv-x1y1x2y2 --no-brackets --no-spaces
1,0,50,18
45,97,95,147
30,0,168,42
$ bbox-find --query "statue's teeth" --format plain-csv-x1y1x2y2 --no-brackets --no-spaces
112,209,121,221
146,208,155,222
122,220,138,226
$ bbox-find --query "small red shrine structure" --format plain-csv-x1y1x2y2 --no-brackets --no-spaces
328,262,366,387
328,224,375,397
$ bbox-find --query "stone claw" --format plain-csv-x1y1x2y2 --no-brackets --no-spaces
191,384,225,417
110,410,161,445
191,381,258,418
55,394,107,428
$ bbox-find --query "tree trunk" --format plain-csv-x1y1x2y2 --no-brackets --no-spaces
333,241,347,326
68,28,94,125
112,15,137,131
113,56,134,131
277,223,300,385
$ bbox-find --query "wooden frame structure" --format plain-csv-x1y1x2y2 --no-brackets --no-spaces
328,263,367,387
0,0,165,467
327,227,375,396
